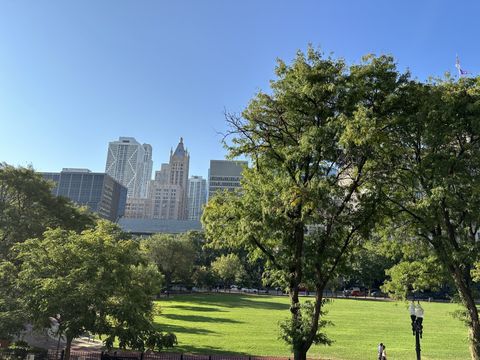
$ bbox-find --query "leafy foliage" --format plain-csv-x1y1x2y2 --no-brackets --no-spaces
210,253,246,286
14,221,174,355
0,163,95,259
379,77,480,358
203,48,409,360
279,300,333,349
0,163,95,341
142,233,196,289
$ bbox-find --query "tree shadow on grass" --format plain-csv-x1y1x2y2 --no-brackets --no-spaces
169,305,225,313
173,344,249,356
162,314,242,324
153,322,217,336
165,294,289,311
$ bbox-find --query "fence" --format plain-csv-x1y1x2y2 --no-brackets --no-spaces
0,349,48,360
44,350,292,360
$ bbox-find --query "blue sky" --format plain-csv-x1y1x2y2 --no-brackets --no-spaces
0,1,478,178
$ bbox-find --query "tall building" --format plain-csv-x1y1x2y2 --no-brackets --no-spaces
142,138,190,220
105,137,153,198
141,144,153,197
123,197,152,219
187,176,207,220
41,169,127,222
208,160,247,199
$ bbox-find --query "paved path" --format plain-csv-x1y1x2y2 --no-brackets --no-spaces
19,325,103,351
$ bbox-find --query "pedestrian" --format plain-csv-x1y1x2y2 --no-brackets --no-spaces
381,344,387,360
377,342,383,360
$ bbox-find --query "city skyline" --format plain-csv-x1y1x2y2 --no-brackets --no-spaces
1,1,479,178
105,136,153,198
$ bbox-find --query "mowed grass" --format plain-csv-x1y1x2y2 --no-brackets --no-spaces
154,293,470,360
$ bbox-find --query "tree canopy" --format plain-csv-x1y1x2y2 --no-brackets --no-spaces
203,49,409,360
0,163,95,259
379,76,480,359
14,221,175,360
0,163,96,341
211,253,246,287
142,233,196,290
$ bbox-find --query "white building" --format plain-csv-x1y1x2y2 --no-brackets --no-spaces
141,144,153,197
105,137,153,198
187,176,207,221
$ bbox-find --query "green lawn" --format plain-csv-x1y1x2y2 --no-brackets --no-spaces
153,293,470,360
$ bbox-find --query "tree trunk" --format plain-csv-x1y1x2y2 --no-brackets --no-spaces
64,335,73,360
451,265,480,360
165,273,172,290
289,221,305,360
289,221,305,312
293,349,307,360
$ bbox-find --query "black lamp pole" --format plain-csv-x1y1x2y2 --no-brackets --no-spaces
409,302,424,360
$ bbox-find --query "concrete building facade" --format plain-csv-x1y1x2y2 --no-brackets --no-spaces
123,197,152,219
150,138,189,220
208,160,247,199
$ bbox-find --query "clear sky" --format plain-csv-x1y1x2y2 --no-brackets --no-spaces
0,1,478,178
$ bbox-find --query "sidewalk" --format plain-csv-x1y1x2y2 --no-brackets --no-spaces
19,325,103,351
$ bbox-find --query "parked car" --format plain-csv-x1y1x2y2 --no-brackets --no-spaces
370,289,387,297
350,287,364,296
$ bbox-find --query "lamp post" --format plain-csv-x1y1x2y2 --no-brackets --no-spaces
409,301,424,360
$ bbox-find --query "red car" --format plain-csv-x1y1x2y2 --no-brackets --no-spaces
350,287,364,296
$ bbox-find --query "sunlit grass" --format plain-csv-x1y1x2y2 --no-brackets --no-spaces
154,293,469,360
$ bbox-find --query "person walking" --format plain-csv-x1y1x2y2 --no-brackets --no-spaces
377,343,384,360
381,344,387,360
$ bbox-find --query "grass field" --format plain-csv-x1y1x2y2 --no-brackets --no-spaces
153,293,470,360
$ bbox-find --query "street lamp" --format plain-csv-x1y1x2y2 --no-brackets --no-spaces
409,301,424,360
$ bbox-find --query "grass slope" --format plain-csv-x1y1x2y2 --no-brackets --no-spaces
154,293,469,360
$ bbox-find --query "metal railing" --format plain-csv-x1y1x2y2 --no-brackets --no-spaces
46,350,293,360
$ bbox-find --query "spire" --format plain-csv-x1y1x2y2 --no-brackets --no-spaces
172,137,186,158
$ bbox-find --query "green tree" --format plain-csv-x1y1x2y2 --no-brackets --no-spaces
371,222,449,299
382,77,480,359
191,266,216,289
0,261,24,340
0,163,95,259
142,233,196,290
203,49,406,360
344,239,394,294
210,254,246,288
14,221,175,360
382,258,446,299
0,164,95,341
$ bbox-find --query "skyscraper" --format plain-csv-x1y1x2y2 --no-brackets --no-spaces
105,137,153,198
187,176,207,221
41,168,127,222
147,138,190,220
208,160,247,199
141,143,153,197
